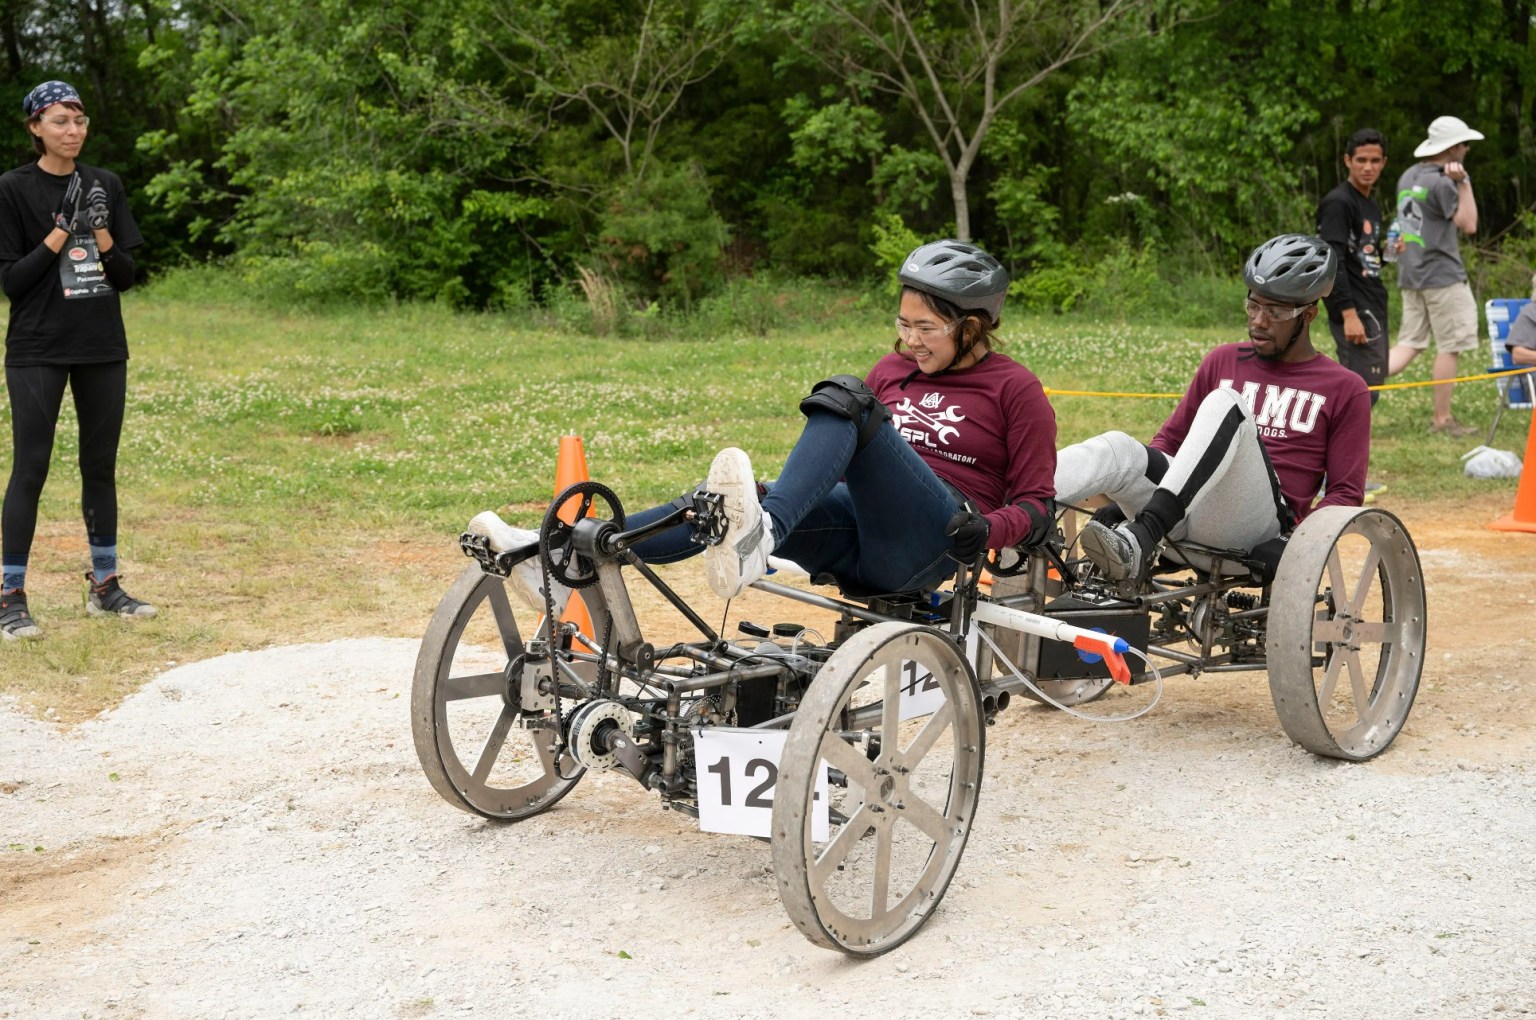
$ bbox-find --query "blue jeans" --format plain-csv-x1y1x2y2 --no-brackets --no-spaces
628,410,961,594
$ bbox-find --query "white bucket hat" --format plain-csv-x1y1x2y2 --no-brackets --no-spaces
1414,116,1484,158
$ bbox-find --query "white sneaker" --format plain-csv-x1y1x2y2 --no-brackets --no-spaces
702,448,774,599
467,511,571,614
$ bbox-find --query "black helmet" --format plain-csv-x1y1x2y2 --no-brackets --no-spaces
1243,234,1336,304
899,240,1009,325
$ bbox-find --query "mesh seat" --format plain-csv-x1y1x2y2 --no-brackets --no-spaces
1158,534,1288,586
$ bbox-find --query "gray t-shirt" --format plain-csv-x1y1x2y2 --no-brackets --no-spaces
1395,161,1466,290
1507,302,1536,352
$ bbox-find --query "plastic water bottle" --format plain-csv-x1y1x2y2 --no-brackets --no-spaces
1383,220,1401,263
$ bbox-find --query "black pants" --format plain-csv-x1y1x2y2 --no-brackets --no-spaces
1327,300,1388,406
3,361,127,561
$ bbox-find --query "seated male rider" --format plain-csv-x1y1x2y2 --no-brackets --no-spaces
1058,233,1373,583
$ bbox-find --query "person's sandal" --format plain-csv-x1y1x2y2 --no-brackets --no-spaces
0,588,42,640
85,573,157,618
1428,419,1477,437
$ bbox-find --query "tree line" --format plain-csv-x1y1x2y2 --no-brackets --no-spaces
3,0,1532,312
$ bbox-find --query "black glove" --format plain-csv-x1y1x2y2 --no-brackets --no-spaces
1019,499,1054,549
944,511,990,563
85,179,109,231
53,172,83,232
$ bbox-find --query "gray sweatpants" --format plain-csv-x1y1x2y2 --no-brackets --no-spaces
1054,388,1288,553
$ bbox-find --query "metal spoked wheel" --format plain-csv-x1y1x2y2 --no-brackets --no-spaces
772,621,984,955
1267,506,1426,761
411,563,583,818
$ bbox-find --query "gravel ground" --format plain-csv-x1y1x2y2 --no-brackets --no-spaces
4,615,1536,1019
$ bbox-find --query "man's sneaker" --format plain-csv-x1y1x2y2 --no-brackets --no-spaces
1362,481,1387,504
85,573,157,618
0,588,41,640
466,511,572,615
703,447,774,599
1079,520,1155,584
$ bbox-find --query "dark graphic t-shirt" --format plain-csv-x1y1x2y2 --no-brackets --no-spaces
1316,180,1388,320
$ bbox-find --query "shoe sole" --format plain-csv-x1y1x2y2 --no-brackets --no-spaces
1078,523,1135,581
86,602,157,619
2,626,41,640
467,511,525,553
703,448,763,599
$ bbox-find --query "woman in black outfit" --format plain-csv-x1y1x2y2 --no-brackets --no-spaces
0,80,154,640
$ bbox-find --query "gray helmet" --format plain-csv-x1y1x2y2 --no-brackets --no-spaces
1243,234,1336,303
899,240,1009,325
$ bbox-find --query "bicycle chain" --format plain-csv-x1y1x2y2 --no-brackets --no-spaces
536,540,575,777
533,483,624,778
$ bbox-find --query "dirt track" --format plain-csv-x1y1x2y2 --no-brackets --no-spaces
3,492,1535,1019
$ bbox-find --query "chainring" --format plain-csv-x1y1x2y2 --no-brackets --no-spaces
987,545,1030,578
539,481,625,589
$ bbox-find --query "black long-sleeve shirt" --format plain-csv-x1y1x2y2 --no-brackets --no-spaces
0,160,142,366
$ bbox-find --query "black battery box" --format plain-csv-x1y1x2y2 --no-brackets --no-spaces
1037,591,1151,682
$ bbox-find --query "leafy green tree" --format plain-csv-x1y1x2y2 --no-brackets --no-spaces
777,0,1171,242
488,0,734,180
1067,7,1324,262
9,0,1523,314
140,0,551,304
595,160,730,309
475,0,738,305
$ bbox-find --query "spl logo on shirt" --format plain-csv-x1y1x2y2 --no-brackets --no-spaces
893,393,966,446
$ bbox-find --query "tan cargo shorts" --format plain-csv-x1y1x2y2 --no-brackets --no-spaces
1397,282,1480,354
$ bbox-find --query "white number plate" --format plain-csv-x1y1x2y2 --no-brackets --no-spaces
693,728,828,840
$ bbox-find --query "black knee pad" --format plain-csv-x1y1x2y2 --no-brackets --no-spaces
798,375,892,450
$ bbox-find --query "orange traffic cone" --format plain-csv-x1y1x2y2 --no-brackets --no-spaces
552,435,597,637
554,434,593,525
1490,409,1536,533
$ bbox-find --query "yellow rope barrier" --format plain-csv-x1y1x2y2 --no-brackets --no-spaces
1044,388,1183,398
1043,365,1536,400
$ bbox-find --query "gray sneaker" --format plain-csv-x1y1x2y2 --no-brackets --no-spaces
702,448,773,599
86,573,157,618
0,588,41,640
1079,521,1154,584
466,511,572,614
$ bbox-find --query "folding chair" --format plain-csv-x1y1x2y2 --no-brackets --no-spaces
1486,298,1534,444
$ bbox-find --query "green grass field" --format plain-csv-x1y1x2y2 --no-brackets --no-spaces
1,287,1522,718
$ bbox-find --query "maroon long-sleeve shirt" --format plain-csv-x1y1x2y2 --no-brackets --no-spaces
1151,344,1372,520
867,350,1057,549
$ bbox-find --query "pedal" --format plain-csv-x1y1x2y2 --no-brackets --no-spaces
459,532,515,577
687,490,727,546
